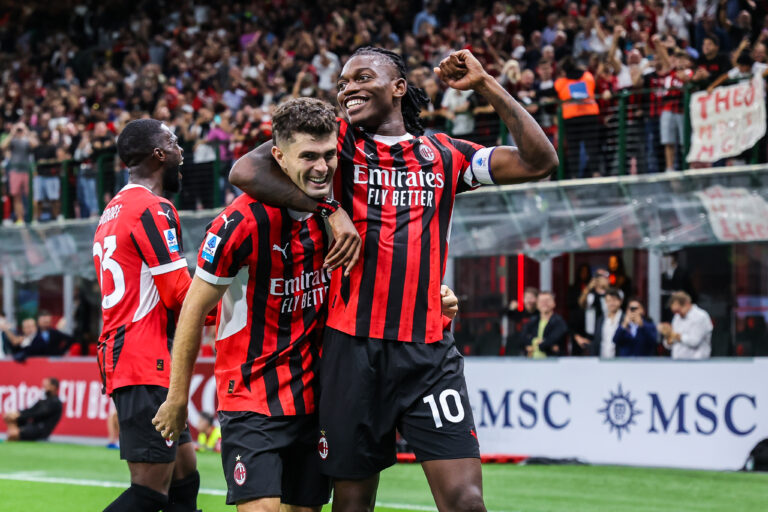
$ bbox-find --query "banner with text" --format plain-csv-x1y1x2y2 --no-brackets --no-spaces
687,75,766,163
464,358,768,470
0,358,216,439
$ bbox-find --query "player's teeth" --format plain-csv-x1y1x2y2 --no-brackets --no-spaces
347,99,365,108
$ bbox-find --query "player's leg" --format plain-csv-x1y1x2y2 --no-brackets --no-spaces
421,459,485,512
167,438,200,512
318,329,399,512
280,414,331,512
329,476,379,512
104,386,179,511
219,411,289,511
396,332,484,512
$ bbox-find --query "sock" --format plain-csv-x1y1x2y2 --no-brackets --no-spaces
167,470,200,511
103,483,168,512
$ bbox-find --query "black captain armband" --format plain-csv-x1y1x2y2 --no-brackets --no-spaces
315,198,341,218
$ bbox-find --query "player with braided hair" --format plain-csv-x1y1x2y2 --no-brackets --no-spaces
231,48,558,512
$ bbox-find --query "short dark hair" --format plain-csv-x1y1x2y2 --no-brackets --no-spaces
737,52,754,67
272,97,338,147
605,287,623,300
524,287,539,297
539,290,555,300
703,33,720,48
117,119,166,167
47,377,60,389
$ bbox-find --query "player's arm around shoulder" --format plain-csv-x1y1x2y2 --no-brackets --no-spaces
153,275,228,441
435,50,558,185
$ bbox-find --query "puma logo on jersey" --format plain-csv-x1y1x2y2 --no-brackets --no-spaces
221,214,235,229
355,145,376,160
157,210,173,221
272,243,289,259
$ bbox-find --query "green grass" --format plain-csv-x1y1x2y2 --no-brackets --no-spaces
0,441,766,511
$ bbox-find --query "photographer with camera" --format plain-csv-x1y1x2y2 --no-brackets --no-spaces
614,297,658,357
1,122,38,225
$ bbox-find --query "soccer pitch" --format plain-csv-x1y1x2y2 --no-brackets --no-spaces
0,442,766,511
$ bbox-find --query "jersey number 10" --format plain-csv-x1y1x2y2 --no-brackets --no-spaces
93,235,126,309
423,389,466,429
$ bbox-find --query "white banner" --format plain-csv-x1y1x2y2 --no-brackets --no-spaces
687,75,766,163
464,358,768,470
695,185,768,242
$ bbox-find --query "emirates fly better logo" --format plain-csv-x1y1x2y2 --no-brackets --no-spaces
598,384,642,440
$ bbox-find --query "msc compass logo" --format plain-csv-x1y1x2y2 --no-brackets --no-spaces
598,384,642,440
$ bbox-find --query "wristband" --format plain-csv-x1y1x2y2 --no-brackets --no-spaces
315,198,341,218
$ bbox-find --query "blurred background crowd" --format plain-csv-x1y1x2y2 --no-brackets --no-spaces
2,0,768,223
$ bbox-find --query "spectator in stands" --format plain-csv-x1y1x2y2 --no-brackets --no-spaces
504,287,539,356
614,298,659,357
694,33,731,87
555,56,601,178
89,121,116,202
0,316,38,356
420,78,449,136
573,268,611,353
522,291,569,358
195,412,221,453
1,122,37,224
660,291,713,359
73,128,98,218
583,288,624,357
657,46,694,172
661,252,696,322
33,128,66,222
13,311,74,361
441,87,475,138
2,377,63,441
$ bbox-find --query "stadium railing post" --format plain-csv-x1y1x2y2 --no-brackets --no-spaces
212,142,222,207
61,160,71,219
682,84,692,171
556,102,565,180
617,90,628,175
96,154,106,213
26,163,34,224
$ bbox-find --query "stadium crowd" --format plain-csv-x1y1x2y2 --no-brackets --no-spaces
2,0,768,223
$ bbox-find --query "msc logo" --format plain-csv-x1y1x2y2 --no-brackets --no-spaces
598,385,758,440
598,384,642,440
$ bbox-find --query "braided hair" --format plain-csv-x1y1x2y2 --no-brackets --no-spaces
351,46,430,136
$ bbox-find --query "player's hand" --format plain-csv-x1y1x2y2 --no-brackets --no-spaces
440,285,459,320
434,50,491,91
152,400,187,442
324,208,361,277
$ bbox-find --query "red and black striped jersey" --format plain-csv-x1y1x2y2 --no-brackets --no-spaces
328,119,485,343
94,184,189,394
195,194,328,416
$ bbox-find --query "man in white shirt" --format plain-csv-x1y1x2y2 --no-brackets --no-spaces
660,291,713,359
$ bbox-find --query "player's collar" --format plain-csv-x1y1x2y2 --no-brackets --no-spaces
372,133,414,146
121,183,154,194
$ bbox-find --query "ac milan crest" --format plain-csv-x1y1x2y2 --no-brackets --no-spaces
165,438,174,447
318,431,329,460
419,144,435,161
234,461,247,486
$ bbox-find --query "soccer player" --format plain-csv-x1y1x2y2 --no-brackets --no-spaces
152,98,339,512
153,97,460,510
229,48,557,512
94,119,200,512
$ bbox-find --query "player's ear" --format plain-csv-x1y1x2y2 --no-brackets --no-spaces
271,145,285,169
392,77,407,99
153,147,166,162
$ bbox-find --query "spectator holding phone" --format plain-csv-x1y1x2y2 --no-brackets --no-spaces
660,291,713,359
614,298,658,357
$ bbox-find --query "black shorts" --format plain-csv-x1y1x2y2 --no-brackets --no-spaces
218,411,331,506
318,328,479,479
19,423,51,441
112,385,191,463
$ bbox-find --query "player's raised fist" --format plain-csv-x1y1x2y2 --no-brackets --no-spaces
434,50,491,91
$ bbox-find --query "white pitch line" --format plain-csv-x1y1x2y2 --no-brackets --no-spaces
0,473,226,496
0,473,449,511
